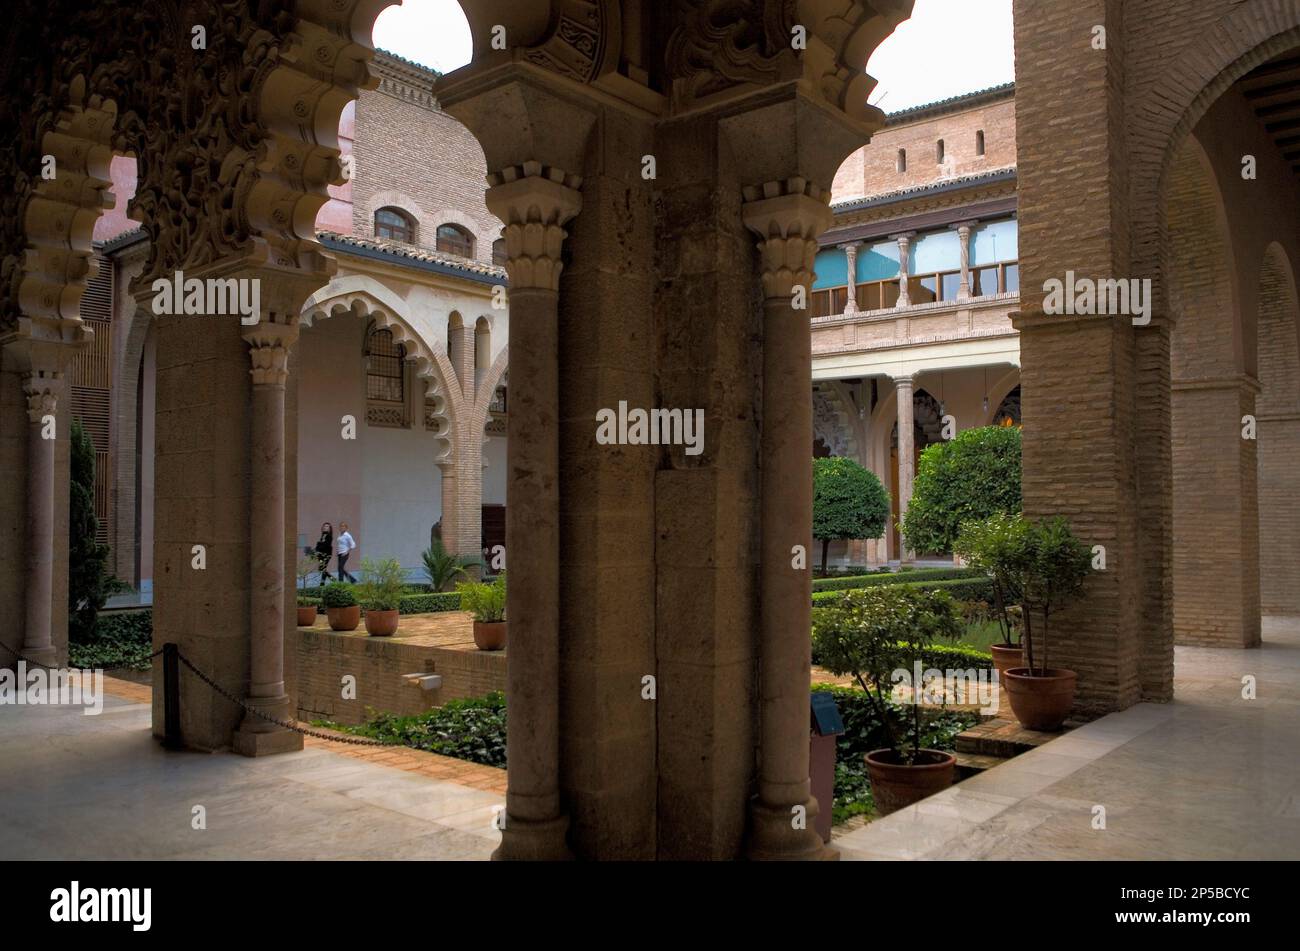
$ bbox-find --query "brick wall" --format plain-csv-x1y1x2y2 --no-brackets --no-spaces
296,627,505,725
833,93,1016,202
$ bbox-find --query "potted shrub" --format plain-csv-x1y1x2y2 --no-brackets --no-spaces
322,582,360,632
357,557,406,637
813,584,964,816
421,539,481,592
457,573,506,650
998,516,1092,731
296,554,318,627
955,512,1028,678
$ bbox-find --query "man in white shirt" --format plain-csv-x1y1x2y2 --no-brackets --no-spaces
336,523,358,583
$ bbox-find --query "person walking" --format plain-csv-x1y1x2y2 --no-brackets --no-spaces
336,522,358,583
313,522,334,583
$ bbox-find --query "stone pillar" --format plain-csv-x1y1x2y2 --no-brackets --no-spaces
895,375,916,564
22,373,60,667
842,242,860,315
233,321,303,756
743,181,833,861
953,221,975,301
894,232,915,308
484,163,583,861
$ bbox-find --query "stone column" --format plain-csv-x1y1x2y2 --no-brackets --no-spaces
895,374,916,564
232,321,303,757
842,242,860,315
952,221,976,301
894,232,915,308
22,373,59,666
742,180,833,861
484,163,583,861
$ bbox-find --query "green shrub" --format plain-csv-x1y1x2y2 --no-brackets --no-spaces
68,610,153,670
321,582,357,609
325,692,507,767
812,574,994,606
456,573,506,623
812,457,891,574
901,425,1022,555
356,557,406,611
397,592,461,614
421,540,481,592
811,566,981,592
69,419,119,644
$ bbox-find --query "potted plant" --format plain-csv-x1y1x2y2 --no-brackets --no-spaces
457,573,506,650
955,512,1029,678
998,516,1092,731
813,584,964,816
322,582,360,632
296,554,318,627
421,539,481,591
356,557,406,637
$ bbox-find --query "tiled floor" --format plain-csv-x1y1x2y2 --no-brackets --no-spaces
833,617,1300,860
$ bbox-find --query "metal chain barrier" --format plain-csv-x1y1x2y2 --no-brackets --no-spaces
0,638,163,672
175,650,395,747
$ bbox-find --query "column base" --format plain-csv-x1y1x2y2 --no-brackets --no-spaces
231,695,303,757
20,646,58,668
745,797,834,861
491,813,573,861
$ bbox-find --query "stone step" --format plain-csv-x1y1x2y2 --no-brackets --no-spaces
955,716,1066,758
954,751,1006,779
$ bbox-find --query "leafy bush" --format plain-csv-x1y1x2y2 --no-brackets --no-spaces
811,566,981,593
456,573,506,623
813,575,994,605
397,592,461,614
812,585,963,764
69,419,118,644
901,425,1021,555
812,457,891,574
421,540,481,592
68,610,153,670
328,692,507,768
321,582,357,609
356,557,406,611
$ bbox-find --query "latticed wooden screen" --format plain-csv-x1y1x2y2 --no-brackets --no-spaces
365,326,406,426
71,253,114,545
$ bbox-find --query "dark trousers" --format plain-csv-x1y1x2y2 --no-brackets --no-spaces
337,551,356,583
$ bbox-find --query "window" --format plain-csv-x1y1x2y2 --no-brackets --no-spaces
374,207,415,243
975,130,986,156
492,238,507,267
436,223,474,258
365,326,406,426
896,149,907,173
936,139,945,164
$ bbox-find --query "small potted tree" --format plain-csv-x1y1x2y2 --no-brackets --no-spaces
357,557,406,637
421,539,481,591
813,584,964,815
322,582,360,632
456,573,506,650
1000,516,1092,731
954,512,1029,678
296,554,318,627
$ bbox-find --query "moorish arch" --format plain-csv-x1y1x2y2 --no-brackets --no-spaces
1256,243,1300,617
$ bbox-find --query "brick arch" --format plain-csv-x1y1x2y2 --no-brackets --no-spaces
367,189,427,240
1133,2,1300,294
1257,242,1300,616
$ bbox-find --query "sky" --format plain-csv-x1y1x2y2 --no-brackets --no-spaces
371,0,1015,115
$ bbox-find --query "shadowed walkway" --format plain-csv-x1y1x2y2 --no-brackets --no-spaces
834,617,1300,860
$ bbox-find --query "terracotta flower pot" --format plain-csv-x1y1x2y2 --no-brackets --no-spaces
365,608,399,637
989,643,1025,679
1001,667,1077,731
473,620,506,651
296,605,317,627
326,604,361,632
865,748,956,816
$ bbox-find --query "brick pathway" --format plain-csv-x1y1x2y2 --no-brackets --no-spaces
300,609,485,652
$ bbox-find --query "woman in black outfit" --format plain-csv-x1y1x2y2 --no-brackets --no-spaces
314,522,334,583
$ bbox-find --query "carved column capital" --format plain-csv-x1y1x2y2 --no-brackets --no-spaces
741,179,834,300
485,163,584,292
243,321,298,387
22,372,60,422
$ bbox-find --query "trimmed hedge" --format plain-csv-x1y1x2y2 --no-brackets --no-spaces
811,637,993,671
68,609,153,671
811,566,981,593
398,592,461,614
813,574,993,605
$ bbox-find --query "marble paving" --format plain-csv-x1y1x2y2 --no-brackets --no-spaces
833,617,1300,860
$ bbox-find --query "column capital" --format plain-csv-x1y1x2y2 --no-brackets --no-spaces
893,374,915,388
890,230,918,244
741,180,834,299
22,371,60,422
485,162,584,292
243,321,297,387
949,220,980,233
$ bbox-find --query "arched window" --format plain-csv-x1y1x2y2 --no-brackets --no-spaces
365,325,406,426
436,223,474,258
896,148,907,173
374,207,415,243
936,139,945,163
492,238,507,267
975,130,986,156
